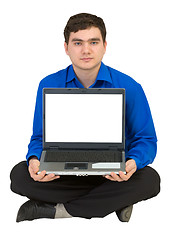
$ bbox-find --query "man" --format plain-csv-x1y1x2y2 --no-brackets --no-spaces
10,13,160,222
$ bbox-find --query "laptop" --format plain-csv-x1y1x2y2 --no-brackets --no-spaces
39,88,126,176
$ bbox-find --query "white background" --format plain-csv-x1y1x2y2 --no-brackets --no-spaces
1,0,170,239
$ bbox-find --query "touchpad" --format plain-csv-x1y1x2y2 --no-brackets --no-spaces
65,162,88,170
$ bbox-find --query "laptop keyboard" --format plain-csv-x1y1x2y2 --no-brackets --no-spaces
44,150,122,162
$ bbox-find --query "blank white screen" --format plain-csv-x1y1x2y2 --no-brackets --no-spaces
45,94,123,143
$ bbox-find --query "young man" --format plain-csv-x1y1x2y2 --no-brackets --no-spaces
10,13,160,222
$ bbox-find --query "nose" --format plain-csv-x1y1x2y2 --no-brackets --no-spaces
82,43,91,54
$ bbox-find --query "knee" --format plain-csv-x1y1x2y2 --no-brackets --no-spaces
10,161,28,194
10,161,27,181
144,166,161,197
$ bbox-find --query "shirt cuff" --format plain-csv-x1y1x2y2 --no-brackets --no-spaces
27,155,39,166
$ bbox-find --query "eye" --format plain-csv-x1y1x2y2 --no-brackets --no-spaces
91,41,98,45
74,42,82,46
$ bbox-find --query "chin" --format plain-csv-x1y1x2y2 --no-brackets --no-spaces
78,61,101,71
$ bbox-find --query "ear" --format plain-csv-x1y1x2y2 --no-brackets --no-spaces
64,42,69,55
104,41,107,52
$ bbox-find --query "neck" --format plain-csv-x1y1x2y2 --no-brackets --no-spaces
73,63,101,88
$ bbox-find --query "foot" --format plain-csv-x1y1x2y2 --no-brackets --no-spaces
55,203,72,218
116,205,133,222
16,200,56,222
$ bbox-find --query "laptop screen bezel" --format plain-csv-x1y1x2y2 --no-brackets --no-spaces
43,88,125,150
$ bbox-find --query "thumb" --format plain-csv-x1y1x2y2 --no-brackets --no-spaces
30,159,40,173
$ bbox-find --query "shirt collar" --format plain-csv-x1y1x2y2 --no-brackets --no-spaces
66,65,77,83
66,62,112,84
96,62,112,84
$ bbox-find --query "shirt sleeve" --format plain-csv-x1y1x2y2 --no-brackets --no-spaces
26,81,43,165
125,83,157,170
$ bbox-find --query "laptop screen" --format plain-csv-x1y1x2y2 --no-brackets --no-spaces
45,92,123,143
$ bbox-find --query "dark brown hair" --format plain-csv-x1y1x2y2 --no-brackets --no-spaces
64,13,106,44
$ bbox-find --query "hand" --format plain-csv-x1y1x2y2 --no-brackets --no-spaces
28,159,60,182
104,159,137,182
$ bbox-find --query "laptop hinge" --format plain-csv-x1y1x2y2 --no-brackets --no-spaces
45,146,124,151
108,146,123,151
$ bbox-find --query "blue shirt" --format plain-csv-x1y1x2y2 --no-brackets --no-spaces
26,62,157,170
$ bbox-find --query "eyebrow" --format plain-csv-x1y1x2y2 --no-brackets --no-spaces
71,38,101,42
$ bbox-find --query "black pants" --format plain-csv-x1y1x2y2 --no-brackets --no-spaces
10,161,160,219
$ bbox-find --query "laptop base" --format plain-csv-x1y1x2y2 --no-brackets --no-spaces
38,160,126,176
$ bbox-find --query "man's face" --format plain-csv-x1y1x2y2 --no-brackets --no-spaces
64,27,107,72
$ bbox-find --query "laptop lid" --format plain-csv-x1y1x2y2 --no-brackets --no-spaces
43,88,125,150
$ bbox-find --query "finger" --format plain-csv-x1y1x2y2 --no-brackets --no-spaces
33,170,46,181
119,171,129,181
110,172,123,182
125,168,136,179
105,173,123,182
105,175,116,181
119,168,135,181
39,174,60,182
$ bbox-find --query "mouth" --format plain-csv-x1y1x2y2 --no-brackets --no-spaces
80,57,93,62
